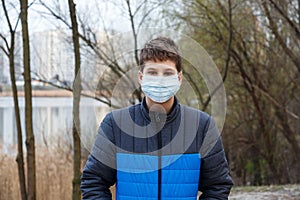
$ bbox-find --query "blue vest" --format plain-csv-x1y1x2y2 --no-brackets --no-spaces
116,153,201,200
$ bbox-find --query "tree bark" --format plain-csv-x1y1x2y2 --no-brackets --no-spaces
20,0,36,199
68,1,81,199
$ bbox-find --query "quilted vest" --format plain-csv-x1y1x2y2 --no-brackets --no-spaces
116,153,201,200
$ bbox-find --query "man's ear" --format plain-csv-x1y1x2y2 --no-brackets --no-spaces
178,71,183,86
138,71,143,85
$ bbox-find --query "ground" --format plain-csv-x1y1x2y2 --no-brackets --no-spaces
229,184,300,200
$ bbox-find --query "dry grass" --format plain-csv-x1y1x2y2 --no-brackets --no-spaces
0,145,73,200
0,145,116,200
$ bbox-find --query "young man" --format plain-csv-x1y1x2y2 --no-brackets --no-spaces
81,37,233,199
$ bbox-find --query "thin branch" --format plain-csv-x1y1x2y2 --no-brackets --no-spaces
78,34,124,76
39,0,72,29
182,67,204,105
39,0,141,103
0,33,10,51
28,0,37,8
136,1,163,34
132,0,146,17
231,48,299,119
0,45,9,56
94,0,120,67
13,13,21,32
202,0,233,111
8,2,19,13
268,0,300,39
126,0,139,66
33,76,120,109
251,84,299,119
39,0,126,78
262,0,300,73
1,0,13,31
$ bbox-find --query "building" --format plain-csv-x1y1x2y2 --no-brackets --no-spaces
1,28,108,88
0,31,25,84
31,29,74,82
0,36,9,84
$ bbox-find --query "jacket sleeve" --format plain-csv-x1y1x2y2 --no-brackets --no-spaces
198,117,233,200
81,113,117,200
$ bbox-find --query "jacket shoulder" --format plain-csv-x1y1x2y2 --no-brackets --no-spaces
180,105,211,123
103,104,142,129
110,103,139,114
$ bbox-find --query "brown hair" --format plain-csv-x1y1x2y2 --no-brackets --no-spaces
139,37,182,72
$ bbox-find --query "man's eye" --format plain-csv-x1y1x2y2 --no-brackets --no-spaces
148,71,157,75
164,72,175,76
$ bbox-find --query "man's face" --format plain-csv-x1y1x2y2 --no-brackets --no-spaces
138,60,183,84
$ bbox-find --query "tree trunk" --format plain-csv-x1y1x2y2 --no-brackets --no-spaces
68,1,82,199
10,33,27,200
20,0,36,199
1,0,27,198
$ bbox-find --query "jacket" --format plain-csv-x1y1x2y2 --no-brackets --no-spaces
81,97,233,199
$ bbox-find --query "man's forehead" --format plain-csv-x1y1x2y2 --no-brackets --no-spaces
144,63,177,70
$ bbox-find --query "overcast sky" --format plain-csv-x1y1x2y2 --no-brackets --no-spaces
27,0,131,33
0,0,142,34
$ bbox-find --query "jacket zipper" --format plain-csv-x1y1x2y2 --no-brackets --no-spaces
156,113,162,200
158,134,162,200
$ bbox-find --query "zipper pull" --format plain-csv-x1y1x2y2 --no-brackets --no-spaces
155,113,160,122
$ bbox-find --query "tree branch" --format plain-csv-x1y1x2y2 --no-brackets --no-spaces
33,76,120,109
0,45,9,56
126,0,139,66
0,33,10,52
268,0,300,39
39,0,72,29
202,0,233,111
1,0,13,31
262,1,300,73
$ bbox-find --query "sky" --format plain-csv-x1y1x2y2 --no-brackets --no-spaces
28,0,130,33
0,0,137,34
26,0,163,35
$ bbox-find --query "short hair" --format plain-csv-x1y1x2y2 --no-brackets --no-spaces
139,37,182,72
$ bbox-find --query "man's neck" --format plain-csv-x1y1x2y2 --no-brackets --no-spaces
146,96,174,114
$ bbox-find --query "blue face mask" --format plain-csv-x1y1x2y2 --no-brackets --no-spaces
141,74,180,103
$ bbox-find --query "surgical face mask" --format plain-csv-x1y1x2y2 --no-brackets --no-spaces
141,74,180,103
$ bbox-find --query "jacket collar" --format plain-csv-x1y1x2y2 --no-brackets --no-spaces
140,96,180,124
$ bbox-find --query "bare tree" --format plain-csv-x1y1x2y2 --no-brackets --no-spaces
173,0,300,184
67,0,82,199
0,1,26,199
37,0,171,106
19,0,36,199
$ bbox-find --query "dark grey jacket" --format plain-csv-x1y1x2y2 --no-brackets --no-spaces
81,97,233,199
